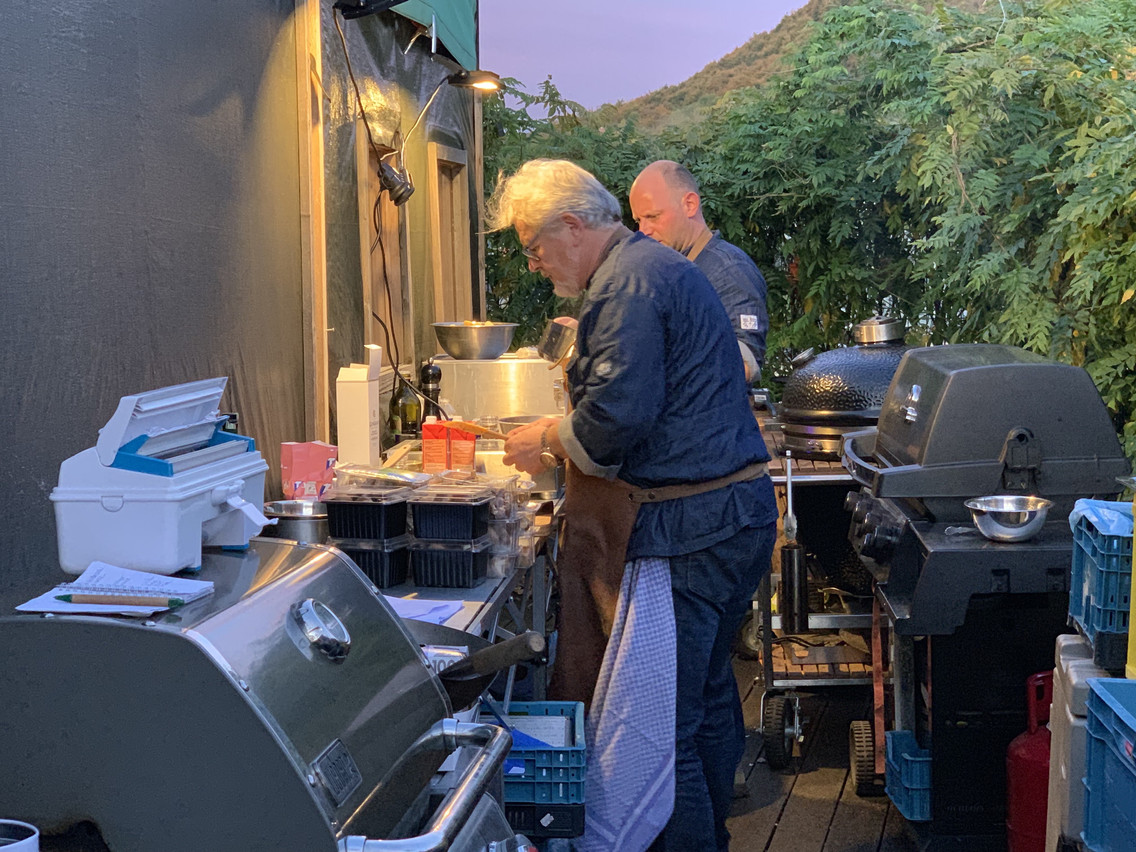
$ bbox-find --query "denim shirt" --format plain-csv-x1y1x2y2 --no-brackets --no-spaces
691,233,769,374
559,232,778,559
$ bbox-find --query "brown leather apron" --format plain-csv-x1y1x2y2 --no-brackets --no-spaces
547,464,640,709
547,457,770,708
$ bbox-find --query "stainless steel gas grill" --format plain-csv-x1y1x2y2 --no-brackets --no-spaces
0,538,536,852
842,344,1129,850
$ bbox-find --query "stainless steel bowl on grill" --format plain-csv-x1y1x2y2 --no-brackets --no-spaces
964,495,1054,542
432,322,517,360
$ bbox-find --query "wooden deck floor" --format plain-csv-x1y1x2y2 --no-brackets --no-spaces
728,657,921,852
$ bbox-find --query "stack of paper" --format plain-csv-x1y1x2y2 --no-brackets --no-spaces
17,561,214,616
383,596,463,625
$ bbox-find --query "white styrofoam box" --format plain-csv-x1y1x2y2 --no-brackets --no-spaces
1046,635,1111,852
1055,632,1093,664
51,447,268,576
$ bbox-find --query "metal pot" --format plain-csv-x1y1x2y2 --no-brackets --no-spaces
778,316,911,458
536,319,576,363
261,500,328,543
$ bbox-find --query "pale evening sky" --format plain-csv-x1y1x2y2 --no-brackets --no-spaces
480,1,810,110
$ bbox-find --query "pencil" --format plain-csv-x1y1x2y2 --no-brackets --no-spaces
55,594,185,608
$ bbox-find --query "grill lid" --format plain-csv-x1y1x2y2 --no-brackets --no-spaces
779,317,911,423
843,344,1129,516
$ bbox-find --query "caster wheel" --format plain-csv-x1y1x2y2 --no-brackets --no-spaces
849,719,882,796
763,695,796,770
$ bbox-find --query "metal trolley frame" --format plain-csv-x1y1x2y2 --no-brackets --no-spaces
749,423,884,777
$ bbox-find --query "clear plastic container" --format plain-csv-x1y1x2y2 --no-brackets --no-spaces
489,517,520,555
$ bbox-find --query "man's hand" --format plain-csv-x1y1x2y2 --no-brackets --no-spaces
503,416,562,476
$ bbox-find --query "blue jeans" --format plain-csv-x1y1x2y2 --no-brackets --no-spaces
651,521,776,852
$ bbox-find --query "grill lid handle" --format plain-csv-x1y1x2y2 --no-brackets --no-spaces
293,598,351,663
338,720,513,852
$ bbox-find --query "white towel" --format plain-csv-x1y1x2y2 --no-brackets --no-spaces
576,556,676,852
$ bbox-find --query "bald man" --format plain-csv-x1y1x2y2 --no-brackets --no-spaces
630,160,768,381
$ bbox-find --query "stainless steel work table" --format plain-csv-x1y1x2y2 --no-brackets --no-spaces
385,500,561,701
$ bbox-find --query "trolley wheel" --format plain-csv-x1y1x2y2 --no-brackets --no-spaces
763,694,796,770
849,720,881,796
734,609,762,661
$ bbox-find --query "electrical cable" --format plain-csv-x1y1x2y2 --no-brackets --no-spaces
333,13,385,168
371,198,449,421
335,9,449,427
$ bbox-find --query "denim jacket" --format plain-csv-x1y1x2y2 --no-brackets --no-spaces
559,233,778,559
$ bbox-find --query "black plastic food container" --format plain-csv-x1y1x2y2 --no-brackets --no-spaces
409,491,492,541
332,535,411,588
410,536,491,588
325,492,409,540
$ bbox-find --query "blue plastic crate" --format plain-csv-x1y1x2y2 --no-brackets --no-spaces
1082,679,1136,852
1070,508,1132,643
885,730,932,822
481,701,586,806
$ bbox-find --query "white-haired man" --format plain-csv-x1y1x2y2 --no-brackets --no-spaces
490,159,777,852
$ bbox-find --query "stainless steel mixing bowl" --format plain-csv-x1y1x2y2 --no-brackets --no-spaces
432,322,517,360
963,495,1054,542
261,500,328,543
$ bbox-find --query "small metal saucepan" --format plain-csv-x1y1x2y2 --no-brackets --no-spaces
401,619,545,710
536,319,576,363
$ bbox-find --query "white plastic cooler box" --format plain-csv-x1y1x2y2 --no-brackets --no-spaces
51,377,271,575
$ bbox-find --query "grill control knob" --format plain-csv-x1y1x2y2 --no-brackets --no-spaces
844,490,864,513
861,523,901,561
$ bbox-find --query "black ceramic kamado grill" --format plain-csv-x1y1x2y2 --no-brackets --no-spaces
842,344,1129,849
778,316,912,461
0,538,542,852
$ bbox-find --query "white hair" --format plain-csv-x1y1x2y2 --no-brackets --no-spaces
486,159,621,233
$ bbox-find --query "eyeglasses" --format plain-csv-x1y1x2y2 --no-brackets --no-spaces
521,226,546,261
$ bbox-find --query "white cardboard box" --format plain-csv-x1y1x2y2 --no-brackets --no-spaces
336,344,384,466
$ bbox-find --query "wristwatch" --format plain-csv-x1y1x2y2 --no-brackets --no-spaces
539,424,561,470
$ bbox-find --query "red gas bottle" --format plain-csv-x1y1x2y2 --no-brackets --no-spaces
1006,671,1053,852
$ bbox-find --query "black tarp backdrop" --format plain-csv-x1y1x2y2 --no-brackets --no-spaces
0,1,478,607
0,1,306,605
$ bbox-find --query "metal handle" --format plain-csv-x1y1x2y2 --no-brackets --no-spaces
338,720,513,852
293,599,351,663
841,428,883,485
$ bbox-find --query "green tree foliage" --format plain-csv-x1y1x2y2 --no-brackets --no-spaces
485,0,1136,457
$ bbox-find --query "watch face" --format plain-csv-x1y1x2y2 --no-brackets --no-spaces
539,450,558,469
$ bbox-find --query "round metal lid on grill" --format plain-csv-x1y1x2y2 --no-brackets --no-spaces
777,316,911,458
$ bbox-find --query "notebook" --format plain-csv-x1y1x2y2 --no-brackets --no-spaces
17,561,215,615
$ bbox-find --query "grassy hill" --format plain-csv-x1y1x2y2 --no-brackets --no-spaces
602,0,989,133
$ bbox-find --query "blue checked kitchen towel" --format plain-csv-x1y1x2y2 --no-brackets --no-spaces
576,556,676,852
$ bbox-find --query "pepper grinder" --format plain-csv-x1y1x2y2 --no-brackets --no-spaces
419,358,442,415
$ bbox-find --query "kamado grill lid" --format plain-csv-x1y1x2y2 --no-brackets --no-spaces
777,317,910,458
